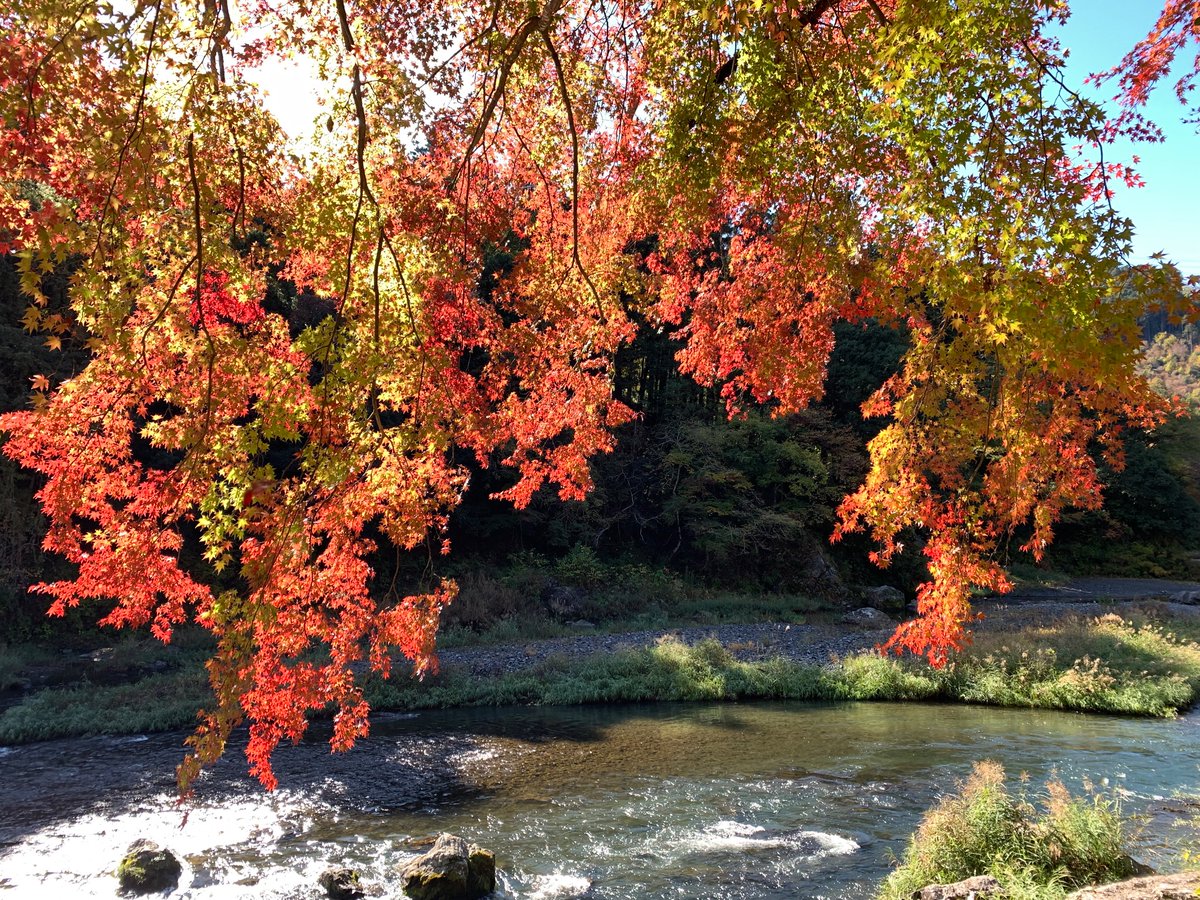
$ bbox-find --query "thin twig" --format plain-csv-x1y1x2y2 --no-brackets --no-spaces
542,31,605,322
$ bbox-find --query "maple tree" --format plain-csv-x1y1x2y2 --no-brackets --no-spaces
2,0,1198,790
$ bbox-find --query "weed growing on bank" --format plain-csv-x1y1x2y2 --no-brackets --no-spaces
2,611,1199,744
876,761,1135,900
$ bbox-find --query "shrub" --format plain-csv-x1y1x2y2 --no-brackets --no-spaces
877,762,1135,900
554,545,607,589
441,571,528,629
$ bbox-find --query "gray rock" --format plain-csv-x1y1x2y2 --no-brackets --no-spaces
863,585,906,612
785,541,848,601
398,833,496,900
117,839,182,895
916,875,1001,899
841,607,895,628
1067,872,1200,898
319,866,365,899
1172,590,1200,605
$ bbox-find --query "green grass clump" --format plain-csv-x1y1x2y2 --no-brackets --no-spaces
945,613,1200,717
364,637,840,710
877,761,1135,900
0,669,211,743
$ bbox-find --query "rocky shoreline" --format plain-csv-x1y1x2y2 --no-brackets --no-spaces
438,620,891,679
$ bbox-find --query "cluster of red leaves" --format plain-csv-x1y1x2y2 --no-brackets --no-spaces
1101,0,1200,119
189,270,265,329
1,0,1197,791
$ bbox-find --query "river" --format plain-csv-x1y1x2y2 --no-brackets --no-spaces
2,701,1199,898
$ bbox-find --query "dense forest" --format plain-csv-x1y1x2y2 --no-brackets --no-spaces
3,252,1197,645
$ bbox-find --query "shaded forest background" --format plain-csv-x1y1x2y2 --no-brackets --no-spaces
2,250,1199,646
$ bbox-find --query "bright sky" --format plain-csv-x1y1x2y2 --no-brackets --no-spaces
1053,0,1199,274
250,1,1197,273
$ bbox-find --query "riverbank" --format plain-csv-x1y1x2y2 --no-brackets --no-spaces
4,591,1200,745
366,602,1200,716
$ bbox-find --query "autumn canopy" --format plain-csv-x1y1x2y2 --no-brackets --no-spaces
1,0,1197,788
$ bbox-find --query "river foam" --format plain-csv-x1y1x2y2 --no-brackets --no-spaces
677,820,859,857
527,871,594,898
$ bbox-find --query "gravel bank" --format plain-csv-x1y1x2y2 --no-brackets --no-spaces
437,622,894,678
435,578,1200,679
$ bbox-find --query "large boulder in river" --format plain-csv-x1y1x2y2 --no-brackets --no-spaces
398,833,496,900
117,839,182,895
319,866,365,899
916,875,1001,899
1066,872,1200,899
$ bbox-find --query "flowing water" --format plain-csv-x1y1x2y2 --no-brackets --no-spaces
2,701,1200,898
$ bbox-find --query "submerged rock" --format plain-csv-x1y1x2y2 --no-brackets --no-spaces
915,875,1001,899
1067,872,1200,898
319,866,365,899
398,832,496,900
116,839,181,895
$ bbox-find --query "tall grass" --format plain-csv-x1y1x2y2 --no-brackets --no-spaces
0,670,211,742
877,761,1135,900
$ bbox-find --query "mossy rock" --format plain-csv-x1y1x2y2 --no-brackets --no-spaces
117,839,181,895
466,846,495,897
398,833,495,900
319,866,365,899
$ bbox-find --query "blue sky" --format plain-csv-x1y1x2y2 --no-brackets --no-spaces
1052,0,1199,274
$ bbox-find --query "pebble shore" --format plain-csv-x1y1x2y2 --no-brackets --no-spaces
435,576,1200,678
438,621,893,678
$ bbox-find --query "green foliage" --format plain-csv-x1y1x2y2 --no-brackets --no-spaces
362,636,840,709
816,613,1200,717
658,410,862,577
1039,423,1200,578
876,761,1134,900
1141,325,1200,411
824,320,909,430
554,545,608,588
836,653,941,701
382,612,1200,717
0,670,212,743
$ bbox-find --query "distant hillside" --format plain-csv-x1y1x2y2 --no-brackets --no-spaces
1141,323,1200,410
